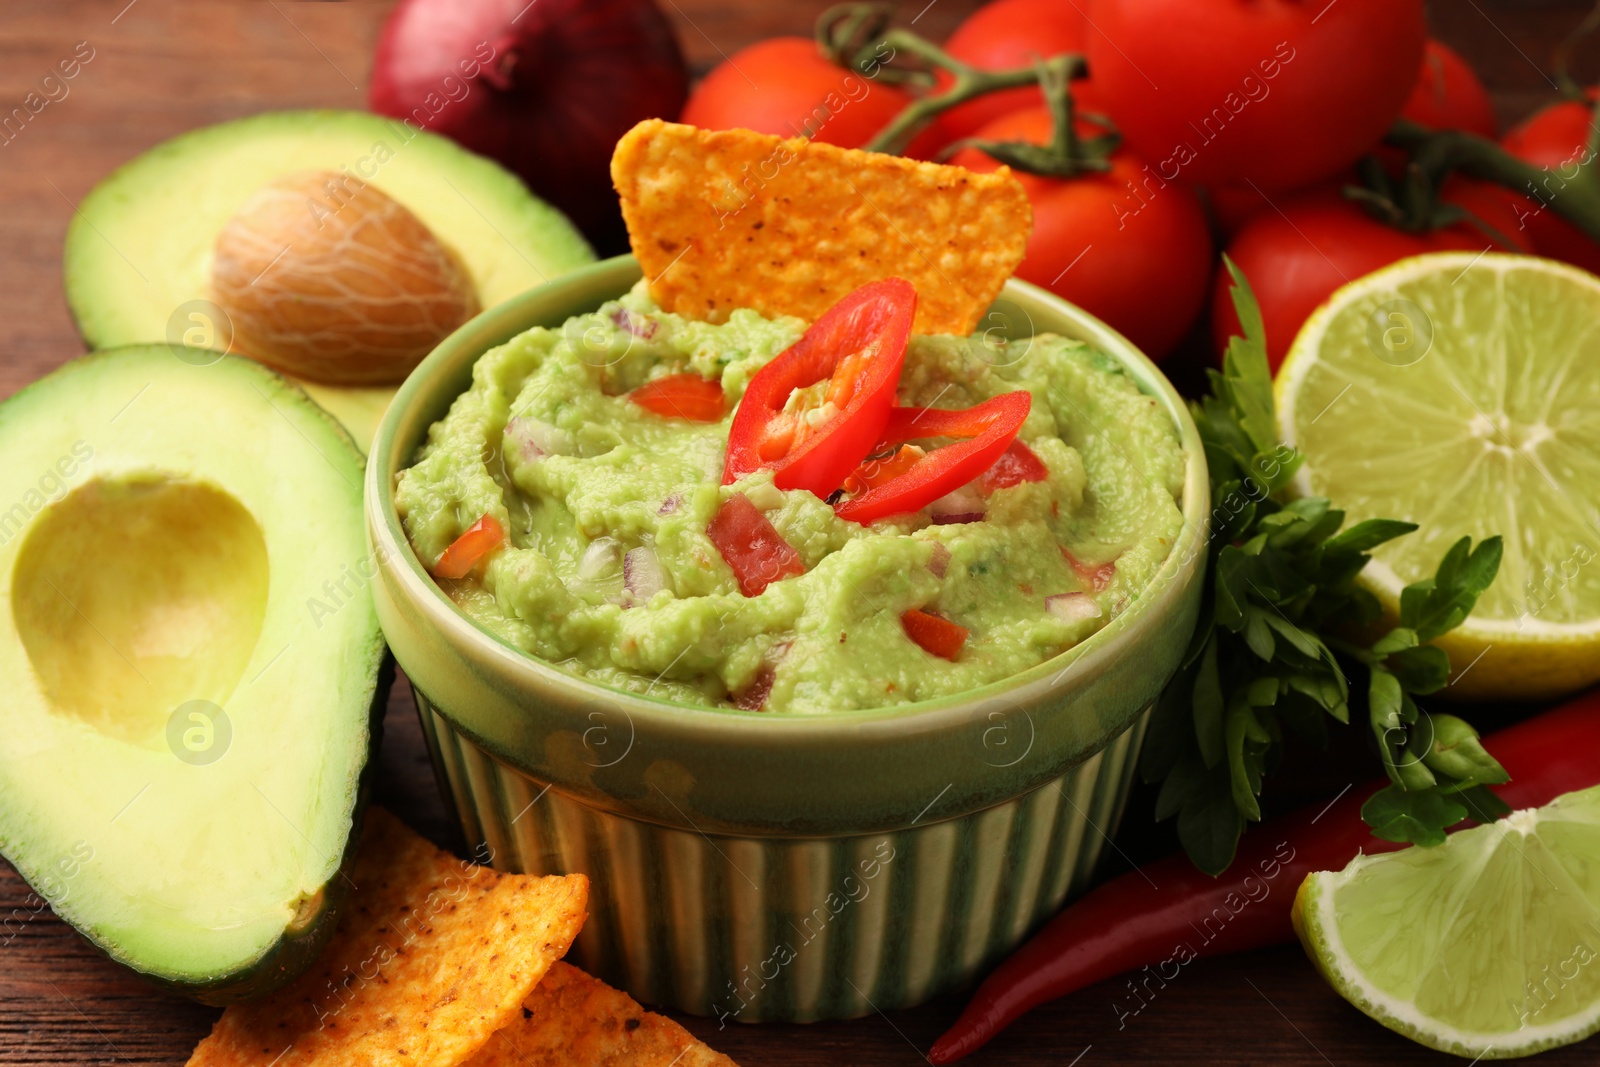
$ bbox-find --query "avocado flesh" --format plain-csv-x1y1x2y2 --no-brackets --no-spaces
0,346,386,995
63,109,596,448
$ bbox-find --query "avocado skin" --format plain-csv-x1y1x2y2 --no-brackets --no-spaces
167,656,395,1007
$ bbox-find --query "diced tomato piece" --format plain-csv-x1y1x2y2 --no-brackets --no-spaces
724,278,916,496
834,391,1032,525
1062,547,1116,592
707,494,807,596
629,373,726,421
980,439,1048,492
901,608,968,660
842,444,926,495
432,513,505,579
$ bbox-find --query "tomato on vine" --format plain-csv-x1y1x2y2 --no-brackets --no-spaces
1086,0,1427,190
681,36,911,149
1212,182,1532,369
911,0,1094,159
951,106,1212,361
1501,94,1600,275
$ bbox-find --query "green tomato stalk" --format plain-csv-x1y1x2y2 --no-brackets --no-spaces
814,2,1114,175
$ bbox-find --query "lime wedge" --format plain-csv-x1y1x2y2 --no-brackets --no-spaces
1276,253,1600,699
1294,784,1600,1059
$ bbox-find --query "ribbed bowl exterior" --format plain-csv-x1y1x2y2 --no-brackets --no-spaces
416,689,1149,1022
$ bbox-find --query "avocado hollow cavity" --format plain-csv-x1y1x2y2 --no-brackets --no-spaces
12,474,269,747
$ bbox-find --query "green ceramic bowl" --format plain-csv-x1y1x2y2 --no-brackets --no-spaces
367,256,1209,1022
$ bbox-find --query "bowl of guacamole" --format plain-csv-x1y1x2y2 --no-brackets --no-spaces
367,255,1209,1021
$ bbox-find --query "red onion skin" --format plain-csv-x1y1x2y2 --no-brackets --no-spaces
369,0,689,253
931,513,985,526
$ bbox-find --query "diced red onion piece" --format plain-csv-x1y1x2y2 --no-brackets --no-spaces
507,416,573,459
610,307,658,339
929,542,951,579
658,493,681,515
930,486,985,525
731,641,792,711
623,546,666,600
579,536,622,580
1046,592,1104,624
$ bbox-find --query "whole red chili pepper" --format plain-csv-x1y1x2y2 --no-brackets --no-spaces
929,689,1600,1063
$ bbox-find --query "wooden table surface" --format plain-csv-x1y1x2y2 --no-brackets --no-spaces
0,1,1592,1064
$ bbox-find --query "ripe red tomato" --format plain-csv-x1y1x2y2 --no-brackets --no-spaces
1203,176,1345,238
1085,0,1426,190
1501,95,1600,275
952,107,1212,360
911,0,1094,160
1212,182,1534,370
681,37,911,149
1403,39,1496,137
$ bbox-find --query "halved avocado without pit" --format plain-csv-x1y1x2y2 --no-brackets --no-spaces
0,346,387,1002
63,110,595,449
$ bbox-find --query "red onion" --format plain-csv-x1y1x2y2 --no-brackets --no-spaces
611,307,658,339
368,0,689,252
623,545,666,601
1046,592,1103,624
657,493,681,515
506,416,572,458
929,541,952,579
930,486,985,525
731,641,790,711
578,536,622,581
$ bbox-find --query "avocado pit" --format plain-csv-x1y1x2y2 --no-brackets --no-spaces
210,170,480,386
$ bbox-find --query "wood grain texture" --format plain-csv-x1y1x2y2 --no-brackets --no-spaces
0,1,1593,1064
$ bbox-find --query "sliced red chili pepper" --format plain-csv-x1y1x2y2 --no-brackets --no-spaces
723,278,916,496
432,513,505,579
707,494,806,597
980,439,1048,492
833,391,1032,525
901,608,968,660
628,373,725,421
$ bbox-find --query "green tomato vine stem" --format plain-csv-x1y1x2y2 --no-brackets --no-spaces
815,2,1112,174
1384,112,1600,246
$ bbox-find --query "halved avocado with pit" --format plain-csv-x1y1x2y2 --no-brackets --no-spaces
63,109,595,447
0,346,387,1002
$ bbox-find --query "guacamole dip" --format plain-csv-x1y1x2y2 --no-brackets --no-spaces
396,283,1186,713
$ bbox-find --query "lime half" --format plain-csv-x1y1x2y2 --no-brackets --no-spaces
1294,784,1600,1059
1277,253,1600,699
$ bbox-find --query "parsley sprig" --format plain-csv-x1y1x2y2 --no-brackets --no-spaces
1141,260,1509,876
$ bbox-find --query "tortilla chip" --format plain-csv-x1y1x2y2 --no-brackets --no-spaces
187,808,588,1067
462,962,739,1067
612,119,1031,336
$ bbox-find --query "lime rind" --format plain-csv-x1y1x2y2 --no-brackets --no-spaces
1297,785,1600,1060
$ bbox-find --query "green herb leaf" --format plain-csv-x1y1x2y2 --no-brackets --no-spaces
1361,784,1467,847
1192,638,1226,769
1149,264,1509,874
